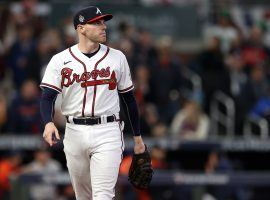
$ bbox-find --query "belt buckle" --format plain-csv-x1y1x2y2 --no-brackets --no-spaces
100,115,107,124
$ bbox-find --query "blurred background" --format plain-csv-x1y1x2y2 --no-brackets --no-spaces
1,0,270,199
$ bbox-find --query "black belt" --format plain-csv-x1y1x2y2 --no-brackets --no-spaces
66,115,117,125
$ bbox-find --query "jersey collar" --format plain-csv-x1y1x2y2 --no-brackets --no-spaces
71,43,106,64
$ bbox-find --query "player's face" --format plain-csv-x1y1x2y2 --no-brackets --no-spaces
83,19,107,43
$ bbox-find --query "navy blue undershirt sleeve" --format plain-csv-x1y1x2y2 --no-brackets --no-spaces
119,90,141,136
40,88,58,125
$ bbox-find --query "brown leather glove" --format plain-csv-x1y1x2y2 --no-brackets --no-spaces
128,145,153,189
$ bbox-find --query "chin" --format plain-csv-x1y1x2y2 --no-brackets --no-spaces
100,38,106,43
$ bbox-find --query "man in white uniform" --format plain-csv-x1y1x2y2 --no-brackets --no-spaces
40,6,146,200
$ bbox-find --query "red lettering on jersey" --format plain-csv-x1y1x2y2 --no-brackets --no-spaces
73,74,80,83
61,68,74,87
61,67,113,88
81,71,117,90
91,70,99,79
100,67,110,77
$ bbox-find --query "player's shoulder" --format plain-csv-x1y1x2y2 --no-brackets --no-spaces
101,44,125,58
48,46,74,67
53,47,72,59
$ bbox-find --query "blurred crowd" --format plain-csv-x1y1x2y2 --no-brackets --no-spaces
1,1,270,139
1,0,270,199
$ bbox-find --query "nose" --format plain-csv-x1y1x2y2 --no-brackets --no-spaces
102,21,107,29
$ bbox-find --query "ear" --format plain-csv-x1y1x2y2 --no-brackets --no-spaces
77,25,85,33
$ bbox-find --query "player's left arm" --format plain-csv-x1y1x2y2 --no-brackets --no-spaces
117,53,152,188
117,52,145,153
119,91,145,154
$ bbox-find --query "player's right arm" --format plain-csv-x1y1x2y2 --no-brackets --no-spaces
40,88,60,146
40,55,62,146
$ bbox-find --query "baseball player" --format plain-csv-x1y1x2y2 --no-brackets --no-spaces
40,6,147,200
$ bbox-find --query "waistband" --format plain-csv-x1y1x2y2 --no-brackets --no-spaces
66,114,119,125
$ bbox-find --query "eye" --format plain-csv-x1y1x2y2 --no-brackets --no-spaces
92,21,102,25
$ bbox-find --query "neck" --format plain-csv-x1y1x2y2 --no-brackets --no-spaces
78,39,100,54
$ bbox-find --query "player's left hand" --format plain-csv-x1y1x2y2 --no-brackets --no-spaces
133,136,145,154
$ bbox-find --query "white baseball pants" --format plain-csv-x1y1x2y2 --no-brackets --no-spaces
63,121,124,200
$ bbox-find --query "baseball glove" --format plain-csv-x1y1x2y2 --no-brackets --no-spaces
128,145,153,189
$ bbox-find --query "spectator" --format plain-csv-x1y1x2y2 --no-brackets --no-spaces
140,103,160,136
151,121,168,138
114,22,138,71
118,37,136,71
10,0,49,38
150,145,168,169
204,150,249,200
205,150,233,173
133,28,158,70
241,25,270,70
22,148,62,200
230,63,270,134
151,35,182,122
222,51,251,134
204,150,233,200
248,64,269,102
204,10,239,54
0,151,22,200
28,28,63,83
170,100,209,140
0,5,15,97
0,4,17,53
249,86,270,125
149,146,173,199
133,65,163,136
197,36,226,113
0,95,8,133
134,64,156,107
7,23,36,88
116,21,137,43
7,79,41,134
62,16,77,48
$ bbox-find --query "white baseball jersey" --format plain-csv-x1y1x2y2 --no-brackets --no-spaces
40,44,134,117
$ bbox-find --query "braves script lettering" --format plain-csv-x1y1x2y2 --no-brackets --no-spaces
61,67,111,87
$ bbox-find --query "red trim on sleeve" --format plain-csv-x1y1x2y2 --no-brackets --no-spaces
69,47,88,117
118,85,134,93
40,83,62,93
